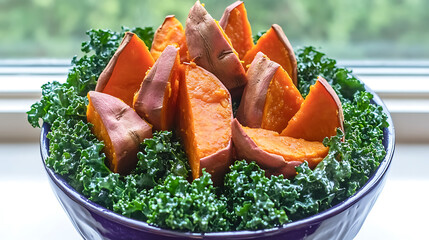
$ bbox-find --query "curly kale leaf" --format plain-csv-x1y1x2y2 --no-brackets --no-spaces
115,171,229,233
27,82,87,127
130,131,190,190
253,31,267,44
146,172,229,232
296,46,364,100
340,91,388,192
45,114,112,199
290,134,348,220
223,160,298,230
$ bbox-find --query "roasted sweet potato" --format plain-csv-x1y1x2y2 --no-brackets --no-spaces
242,24,297,86
237,52,303,133
185,0,247,98
86,91,153,175
236,52,276,128
231,119,328,178
95,32,154,106
178,62,233,184
219,1,254,59
150,15,189,63
281,77,344,142
134,45,180,131
262,58,303,133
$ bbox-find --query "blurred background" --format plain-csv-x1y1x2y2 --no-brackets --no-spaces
1,0,429,59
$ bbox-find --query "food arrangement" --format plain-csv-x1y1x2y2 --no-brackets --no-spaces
28,0,388,233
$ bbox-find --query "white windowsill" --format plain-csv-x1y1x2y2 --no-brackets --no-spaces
1,59,428,142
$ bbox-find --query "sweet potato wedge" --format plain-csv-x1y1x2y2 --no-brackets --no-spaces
281,77,344,142
219,1,254,59
236,52,276,128
185,0,247,97
95,32,154,106
231,119,328,178
242,24,298,86
150,15,189,63
134,45,180,131
86,91,152,175
178,62,233,185
262,58,304,133
237,52,303,133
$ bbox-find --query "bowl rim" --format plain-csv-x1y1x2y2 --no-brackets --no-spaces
40,84,395,238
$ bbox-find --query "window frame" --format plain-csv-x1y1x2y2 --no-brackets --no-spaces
1,59,428,142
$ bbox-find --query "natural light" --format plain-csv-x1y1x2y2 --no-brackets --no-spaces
1,1,428,239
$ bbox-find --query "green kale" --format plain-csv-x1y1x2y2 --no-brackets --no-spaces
253,31,266,44
126,27,155,48
223,160,297,230
115,134,227,233
130,131,190,189
296,46,364,100
27,82,87,128
142,171,229,232
28,27,388,233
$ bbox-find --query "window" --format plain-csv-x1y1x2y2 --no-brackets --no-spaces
1,0,428,142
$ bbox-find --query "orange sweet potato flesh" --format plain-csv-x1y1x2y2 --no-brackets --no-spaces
261,59,303,133
242,24,298,86
95,32,154,106
236,52,303,133
219,1,254,59
242,125,328,169
134,45,180,131
150,15,189,63
87,91,153,175
178,62,233,184
281,77,344,142
231,119,328,178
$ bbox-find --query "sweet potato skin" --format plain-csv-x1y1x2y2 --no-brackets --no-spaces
219,1,254,59
237,51,303,133
200,140,233,185
87,91,152,175
150,15,189,63
319,77,345,134
261,60,304,133
281,77,344,141
95,32,154,106
236,52,279,128
134,45,180,131
178,62,233,185
185,1,247,97
272,24,297,86
242,24,297,86
231,119,303,178
95,32,133,92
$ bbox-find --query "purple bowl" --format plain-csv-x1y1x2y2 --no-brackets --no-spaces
40,85,395,240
